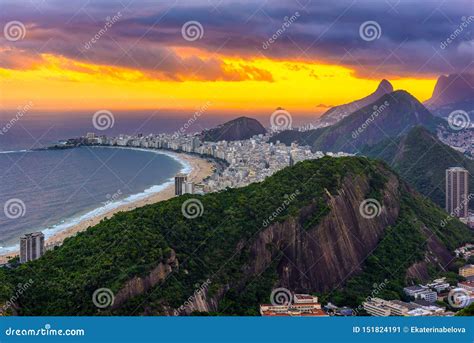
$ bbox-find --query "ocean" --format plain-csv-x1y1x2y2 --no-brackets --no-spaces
0,118,188,253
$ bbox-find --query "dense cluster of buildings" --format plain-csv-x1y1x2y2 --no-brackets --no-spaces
439,128,474,158
260,294,328,317
362,276,474,317
363,298,452,317
459,264,474,279
403,278,450,303
455,244,474,260
84,132,350,192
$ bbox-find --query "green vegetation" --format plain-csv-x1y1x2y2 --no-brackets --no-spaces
271,91,444,153
363,126,474,209
1,156,471,316
329,189,472,308
456,303,474,316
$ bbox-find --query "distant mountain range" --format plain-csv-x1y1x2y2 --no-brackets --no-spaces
200,116,266,142
271,90,444,153
315,79,393,127
2,156,471,315
362,126,474,209
425,73,474,120
425,74,474,108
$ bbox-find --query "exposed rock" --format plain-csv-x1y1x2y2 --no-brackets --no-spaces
425,73,474,108
112,250,178,308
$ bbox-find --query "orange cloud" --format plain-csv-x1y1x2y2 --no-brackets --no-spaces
0,49,436,114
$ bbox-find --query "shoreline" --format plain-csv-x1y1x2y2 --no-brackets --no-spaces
0,149,215,264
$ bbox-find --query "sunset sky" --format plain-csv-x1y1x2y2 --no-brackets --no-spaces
0,0,472,116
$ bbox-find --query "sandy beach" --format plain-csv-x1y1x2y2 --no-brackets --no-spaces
0,151,214,264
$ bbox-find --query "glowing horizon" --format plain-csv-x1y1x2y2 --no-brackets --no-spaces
1,0,469,116
0,52,436,114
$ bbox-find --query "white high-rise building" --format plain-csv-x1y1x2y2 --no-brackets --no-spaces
446,167,469,219
175,173,188,196
182,181,194,195
20,232,45,263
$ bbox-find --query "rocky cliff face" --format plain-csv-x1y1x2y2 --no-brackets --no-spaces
113,250,179,308
177,172,402,314
425,73,474,108
248,173,400,293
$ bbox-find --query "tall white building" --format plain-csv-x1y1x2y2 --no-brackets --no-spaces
20,232,45,263
446,167,469,219
175,173,188,196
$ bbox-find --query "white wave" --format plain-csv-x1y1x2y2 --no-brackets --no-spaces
0,146,192,255
0,149,31,154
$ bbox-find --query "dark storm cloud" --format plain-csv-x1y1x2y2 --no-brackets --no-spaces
0,0,472,79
